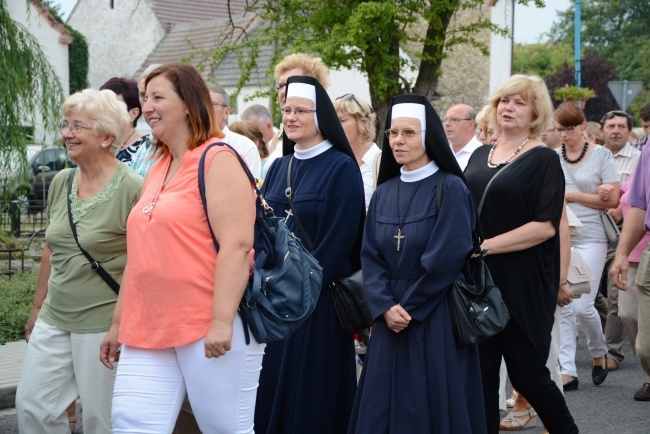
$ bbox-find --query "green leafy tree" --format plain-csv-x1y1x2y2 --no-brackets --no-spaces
513,41,573,79
0,0,64,180
550,0,650,116
209,0,544,143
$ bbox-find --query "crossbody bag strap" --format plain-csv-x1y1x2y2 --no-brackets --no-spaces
285,156,314,250
477,160,518,215
559,157,587,194
66,169,120,295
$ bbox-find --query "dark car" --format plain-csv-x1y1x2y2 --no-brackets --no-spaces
0,146,73,214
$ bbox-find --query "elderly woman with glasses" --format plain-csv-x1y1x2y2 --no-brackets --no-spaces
15,89,143,433
334,93,380,209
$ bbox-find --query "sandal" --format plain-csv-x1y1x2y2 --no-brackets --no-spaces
505,390,518,408
500,408,538,431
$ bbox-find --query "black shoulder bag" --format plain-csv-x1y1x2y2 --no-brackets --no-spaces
285,157,374,340
198,144,323,345
66,169,120,294
439,171,510,348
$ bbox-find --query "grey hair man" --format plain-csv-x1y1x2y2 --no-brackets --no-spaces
444,104,482,170
242,104,275,144
206,83,262,179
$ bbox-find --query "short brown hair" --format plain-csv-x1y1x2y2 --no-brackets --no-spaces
554,102,586,128
229,120,268,159
274,53,330,89
145,63,222,155
489,74,553,137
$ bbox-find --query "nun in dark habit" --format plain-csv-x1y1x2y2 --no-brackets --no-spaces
348,95,487,434
254,76,365,434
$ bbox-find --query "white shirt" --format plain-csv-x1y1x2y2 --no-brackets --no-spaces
223,125,263,180
452,136,483,171
262,128,284,179
359,143,382,209
611,143,640,185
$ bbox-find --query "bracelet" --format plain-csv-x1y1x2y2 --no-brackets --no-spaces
559,280,568,286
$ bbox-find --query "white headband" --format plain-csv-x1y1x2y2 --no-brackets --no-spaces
286,82,319,131
391,103,426,149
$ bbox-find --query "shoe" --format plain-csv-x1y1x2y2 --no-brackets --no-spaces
634,383,650,401
506,390,519,408
563,377,579,391
592,355,608,385
499,407,538,431
606,358,619,371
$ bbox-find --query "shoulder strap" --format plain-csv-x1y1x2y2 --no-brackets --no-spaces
198,141,261,253
285,156,314,250
559,157,586,194
477,161,517,215
66,169,120,294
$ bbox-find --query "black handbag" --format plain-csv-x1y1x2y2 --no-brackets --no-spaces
198,143,323,344
437,173,510,348
286,157,374,336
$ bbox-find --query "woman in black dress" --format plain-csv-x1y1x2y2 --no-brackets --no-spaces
464,75,578,434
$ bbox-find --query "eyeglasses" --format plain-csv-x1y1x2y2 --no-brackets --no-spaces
385,128,425,139
554,126,577,134
58,123,92,133
443,117,472,123
274,82,287,92
212,101,229,109
281,107,317,116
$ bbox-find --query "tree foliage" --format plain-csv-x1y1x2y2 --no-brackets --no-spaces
0,0,64,174
512,41,573,79
550,0,650,116
209,0,544,142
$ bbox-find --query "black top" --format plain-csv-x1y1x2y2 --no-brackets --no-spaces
464,145,565,357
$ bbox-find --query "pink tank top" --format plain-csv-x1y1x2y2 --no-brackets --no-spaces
119,141,255,348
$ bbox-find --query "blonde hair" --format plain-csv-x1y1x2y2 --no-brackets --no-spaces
61,88,130,156
489,74,553,138
333,96,377,144
229,120,268,159
586,121,603,145
274,53,330,89
475,105,492,135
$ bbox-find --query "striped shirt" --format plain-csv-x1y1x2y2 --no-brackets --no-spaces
611,143,640,184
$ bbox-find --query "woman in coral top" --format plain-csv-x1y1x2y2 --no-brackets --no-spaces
100,63,264,433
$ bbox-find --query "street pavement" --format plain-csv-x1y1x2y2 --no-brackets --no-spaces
1,333,647,433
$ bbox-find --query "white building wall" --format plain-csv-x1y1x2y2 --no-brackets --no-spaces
67,0,165,87
7,0,70,142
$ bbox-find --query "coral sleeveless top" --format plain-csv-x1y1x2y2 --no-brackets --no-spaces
119,140,254,348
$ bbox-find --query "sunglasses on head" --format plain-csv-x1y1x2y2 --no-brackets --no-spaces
335,93,373,116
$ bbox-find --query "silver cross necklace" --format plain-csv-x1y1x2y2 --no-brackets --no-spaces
395,180,423,252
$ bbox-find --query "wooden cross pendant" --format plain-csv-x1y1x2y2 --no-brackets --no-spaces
394,228,405,252
284,209,293,223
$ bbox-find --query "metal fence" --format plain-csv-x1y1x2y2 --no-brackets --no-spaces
0,200,47,236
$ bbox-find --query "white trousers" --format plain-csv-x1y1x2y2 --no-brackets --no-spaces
16,318,115,434
559,242,608,377
112,315,265,434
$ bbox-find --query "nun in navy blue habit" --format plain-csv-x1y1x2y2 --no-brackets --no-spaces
348,95,487,434
254,76,365,434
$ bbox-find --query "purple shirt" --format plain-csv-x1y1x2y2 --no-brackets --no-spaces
628,141,650,230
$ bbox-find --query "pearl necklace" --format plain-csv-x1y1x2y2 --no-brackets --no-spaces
487,137,530,169
561,142,589,164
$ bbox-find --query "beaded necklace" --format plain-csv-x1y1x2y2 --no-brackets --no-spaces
561,142,589,164
487,137,530,169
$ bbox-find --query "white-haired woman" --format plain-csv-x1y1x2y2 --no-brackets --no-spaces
16,89,143,433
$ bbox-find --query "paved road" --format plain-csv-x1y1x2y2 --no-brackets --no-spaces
1,335,647,433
